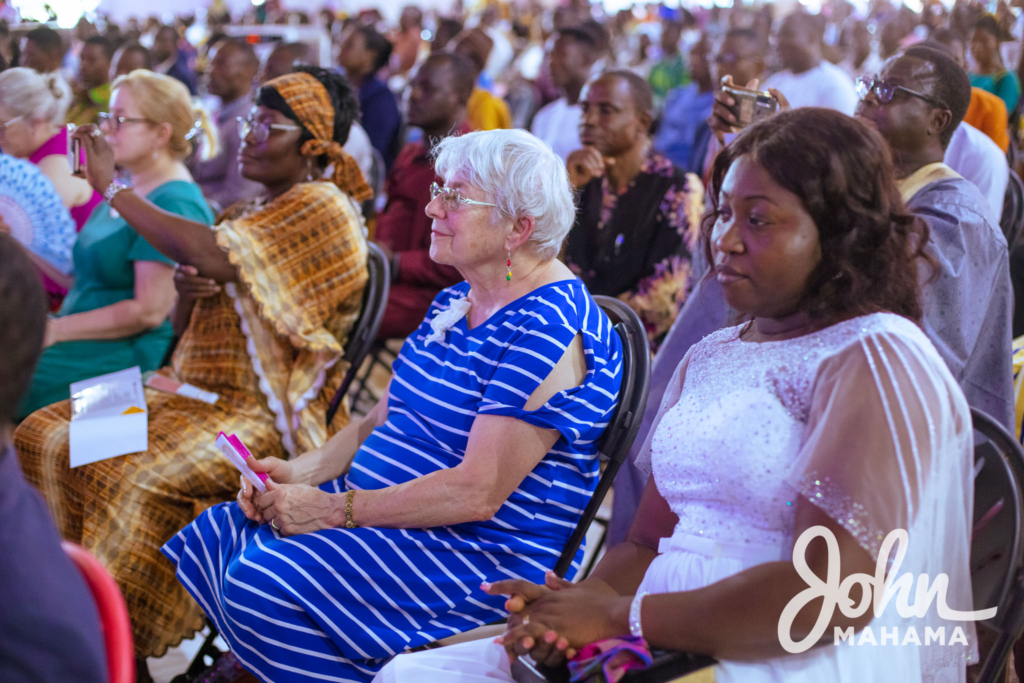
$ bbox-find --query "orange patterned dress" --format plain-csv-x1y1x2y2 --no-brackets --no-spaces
14,181,368,658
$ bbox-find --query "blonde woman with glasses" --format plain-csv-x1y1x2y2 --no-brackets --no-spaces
14,70,214,418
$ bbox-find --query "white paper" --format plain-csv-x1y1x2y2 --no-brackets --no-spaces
68,366,148,467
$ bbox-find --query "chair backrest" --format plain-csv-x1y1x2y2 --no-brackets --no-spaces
1001,169,1024,251
552,296,652,578
970,408,1024,682
61,541,135,683
325,241,391,427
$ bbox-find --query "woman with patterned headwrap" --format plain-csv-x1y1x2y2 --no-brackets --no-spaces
13,66,371,680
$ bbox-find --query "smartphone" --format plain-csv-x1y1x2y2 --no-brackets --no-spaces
68,132,83,175
215,432,269,493
722,84,779,128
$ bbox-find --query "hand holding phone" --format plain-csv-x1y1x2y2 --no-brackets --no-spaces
216,432,270,493
721,82,779,128
68,128,84,177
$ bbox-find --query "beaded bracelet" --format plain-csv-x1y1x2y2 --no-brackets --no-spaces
629,591,649,639
345,489,358,529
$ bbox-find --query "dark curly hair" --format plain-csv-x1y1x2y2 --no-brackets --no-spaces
702,108,934,324
254,65,360,170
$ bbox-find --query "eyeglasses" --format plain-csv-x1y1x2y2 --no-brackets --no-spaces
0,115,22,133
237,117,302,144
98,113,154,131
430,182,497,212
856,76,949,110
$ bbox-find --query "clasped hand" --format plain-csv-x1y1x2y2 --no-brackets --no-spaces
236,456,338,536
484,572,630,668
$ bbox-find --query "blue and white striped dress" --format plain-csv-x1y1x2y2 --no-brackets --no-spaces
162,279,623,682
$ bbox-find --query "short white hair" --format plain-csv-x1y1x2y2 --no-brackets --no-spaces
0,67,67,125
433,129,576,261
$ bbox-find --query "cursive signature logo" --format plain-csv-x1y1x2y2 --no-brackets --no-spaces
777,526,995,654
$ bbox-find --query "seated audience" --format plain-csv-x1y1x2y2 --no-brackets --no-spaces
647,17,689,111
260,41,375,183
856,45,1013,429
160,129,623,682
838,20,882,79
20,26,72,116
388,5,426,81
112,43,152,78
339,26,402,170
454,28,513,131
0,67,102,308
189,39,263,211
565,71,701,352
932,28,1010,152
374,53,472,340
970,15,1021,114
15,67,371,681
530,28,598,162
260,40,311,83
66,36,113,126
14,71,214,419
152,25,198,95
0,234,107,683
764,12,857,114
612,42,1015,548
654,38,715,173
377,108,976,683
431,17,464,54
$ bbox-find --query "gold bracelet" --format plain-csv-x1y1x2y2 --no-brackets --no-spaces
345,489,357,529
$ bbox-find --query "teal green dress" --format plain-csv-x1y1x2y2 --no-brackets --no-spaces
970,71,1021,115
17,180,214,419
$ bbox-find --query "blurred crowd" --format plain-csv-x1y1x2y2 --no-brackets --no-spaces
3,0,1024,681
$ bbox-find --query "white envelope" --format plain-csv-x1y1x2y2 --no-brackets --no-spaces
68,366,148,468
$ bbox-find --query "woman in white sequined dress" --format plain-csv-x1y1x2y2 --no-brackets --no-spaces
375,110,978,683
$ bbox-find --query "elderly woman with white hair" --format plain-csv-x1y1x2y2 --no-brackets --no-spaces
162,129,624,683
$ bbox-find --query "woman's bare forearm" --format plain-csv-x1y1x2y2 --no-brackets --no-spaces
292,388,390,486
52,299,167,342
583,541,660,597
109,190,237,281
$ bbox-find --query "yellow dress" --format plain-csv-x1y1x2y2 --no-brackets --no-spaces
15,181,368,657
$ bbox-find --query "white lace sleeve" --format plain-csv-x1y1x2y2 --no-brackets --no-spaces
787,326,978,673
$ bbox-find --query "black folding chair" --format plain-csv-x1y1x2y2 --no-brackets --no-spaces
324,241,391,427
550,295,651,578
1000,169,1024,252
970,408,1024,683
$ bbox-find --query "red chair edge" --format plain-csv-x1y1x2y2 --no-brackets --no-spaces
61,540,136,683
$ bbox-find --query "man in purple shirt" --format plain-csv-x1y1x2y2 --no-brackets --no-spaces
190,39,263,212
0,233,106,683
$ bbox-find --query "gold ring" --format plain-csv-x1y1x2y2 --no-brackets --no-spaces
271,519,279,530
522,615,530,626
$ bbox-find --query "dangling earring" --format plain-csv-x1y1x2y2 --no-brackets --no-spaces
506,249,512,282
306,159,315,182
152,150,159,160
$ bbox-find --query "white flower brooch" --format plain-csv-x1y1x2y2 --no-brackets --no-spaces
424,297,472,345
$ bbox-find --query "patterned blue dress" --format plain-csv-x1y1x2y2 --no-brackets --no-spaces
162,279,623,682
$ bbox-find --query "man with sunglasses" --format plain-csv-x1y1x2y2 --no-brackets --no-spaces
856,45,1013,430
